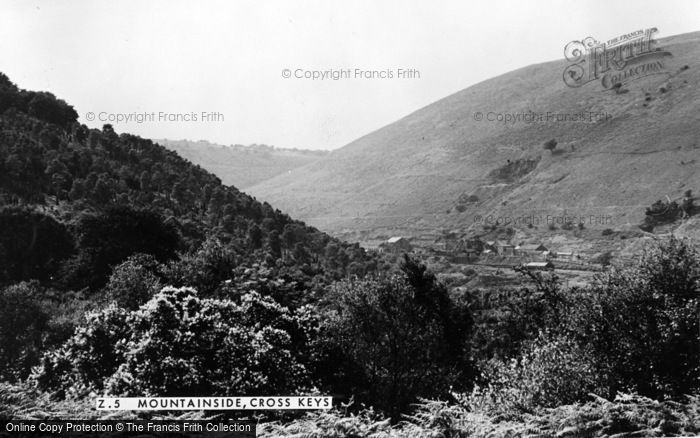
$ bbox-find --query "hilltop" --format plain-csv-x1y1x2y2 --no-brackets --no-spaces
248,32,700,253
155,139,327,189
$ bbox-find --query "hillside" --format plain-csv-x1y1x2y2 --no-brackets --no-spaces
156,139,327,189
248,32,700,248
0,72,379,300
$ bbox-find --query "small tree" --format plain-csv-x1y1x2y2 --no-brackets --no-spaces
575,237,700,398
0,282,49,381
104,254,161,310
326,256,473,418
543,139,557,152
470,333,603,414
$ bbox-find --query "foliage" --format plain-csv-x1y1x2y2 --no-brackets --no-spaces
543,138,557,151
323,256,473,418
0,72,380,296
160,237,238,296
642,198,683,229
0,207,74,286
468,332,604,414
469,268,564,361
488,158,539,182
0,282,49,381
563,237,700,399
103,254,161,310
470,237,700,406
60,206,181,290
259,394,700,438
0,70,381,388
0,381,209,421
34,286,314,398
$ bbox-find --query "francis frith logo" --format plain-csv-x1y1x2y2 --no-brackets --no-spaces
563,28,672,89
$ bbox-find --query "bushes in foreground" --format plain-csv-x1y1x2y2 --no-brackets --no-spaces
322,256,473,418
461,236,699,421
564,237,700,399
12,238,700,422
468,333,604,414
33,286,314,398
27,255,473,419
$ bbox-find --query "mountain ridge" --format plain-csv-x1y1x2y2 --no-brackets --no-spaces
247,31,700,245
156,138,328,189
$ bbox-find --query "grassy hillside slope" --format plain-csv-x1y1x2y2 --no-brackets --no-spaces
248,32,700,242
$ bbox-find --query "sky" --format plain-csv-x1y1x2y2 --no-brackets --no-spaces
1,0,699,150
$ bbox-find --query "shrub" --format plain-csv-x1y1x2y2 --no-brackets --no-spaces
160,237,237,296
103,254,161,310
34,286,312,398
543,139,557,151
565,237,700,399
468,333,604,414
642,198,682,230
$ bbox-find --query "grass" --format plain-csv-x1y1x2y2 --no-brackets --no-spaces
259,394,700,438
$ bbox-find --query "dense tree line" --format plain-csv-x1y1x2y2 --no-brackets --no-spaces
0,73,382,295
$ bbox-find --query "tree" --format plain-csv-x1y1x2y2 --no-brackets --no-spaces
170,180,188,204
104,254,161,310
0,207,74,285
248,224,263,249
69,179,86,200
293,242,310,264
161,237,237,295
682,190,695,218
91,175,113,204
0,73,20,113
566,237,700,398
267,230,282,259
326,256,473,418
0,282,49,381
62,207,180,290
26,91,78,128
207,187,226,222
543,138,557,152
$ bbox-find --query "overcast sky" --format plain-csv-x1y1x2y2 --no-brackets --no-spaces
1,0,699,150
